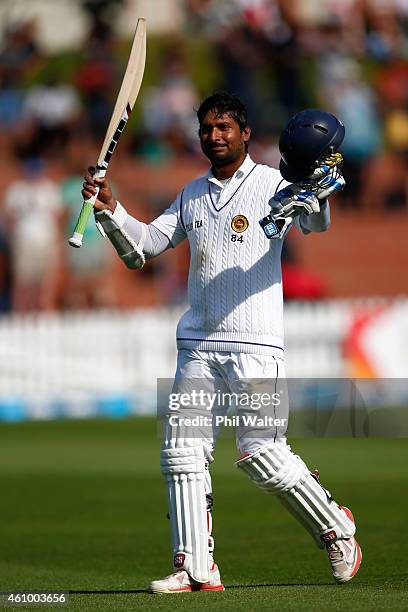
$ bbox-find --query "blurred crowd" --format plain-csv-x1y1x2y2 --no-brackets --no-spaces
0,0,407,313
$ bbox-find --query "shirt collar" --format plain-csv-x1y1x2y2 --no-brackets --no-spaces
207,154,255,186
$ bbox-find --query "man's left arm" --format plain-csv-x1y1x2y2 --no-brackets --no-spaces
294,159,345,234
263,158,344,239
295,199,330,234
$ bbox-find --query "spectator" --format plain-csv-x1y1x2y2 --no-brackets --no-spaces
185,1,263,126
318,57,382,208
360,108,408,211
3,158,65,312
0,70,24,133
61,133,114,308
0,20,41,82
141,39,199,157
20,71,82,158
0,223,11,313
75,19,118,138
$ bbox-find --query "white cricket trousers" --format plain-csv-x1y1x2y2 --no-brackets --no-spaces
161,349,288,572
163,348,288,459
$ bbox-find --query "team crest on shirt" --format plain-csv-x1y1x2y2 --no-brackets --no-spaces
231,215,249,233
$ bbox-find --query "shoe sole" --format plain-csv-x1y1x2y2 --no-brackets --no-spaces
150,585,225,594
199,583,225,592
149,582,225,594
149,564,225,594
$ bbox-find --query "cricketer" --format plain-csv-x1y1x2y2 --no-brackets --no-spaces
81,92,362,593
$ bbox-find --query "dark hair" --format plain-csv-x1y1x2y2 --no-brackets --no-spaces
196,92,248,131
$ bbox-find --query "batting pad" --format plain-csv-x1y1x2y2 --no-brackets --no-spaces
161,445,209,583
236,443,356,548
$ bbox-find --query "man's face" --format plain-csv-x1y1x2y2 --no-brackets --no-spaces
199,111,250,167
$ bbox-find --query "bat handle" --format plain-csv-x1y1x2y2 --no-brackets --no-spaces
68,166,106,248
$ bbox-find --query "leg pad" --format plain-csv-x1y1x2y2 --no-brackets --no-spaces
161,445,209,582
236,442,355,547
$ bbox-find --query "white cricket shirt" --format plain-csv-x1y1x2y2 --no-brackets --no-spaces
151,155,296,356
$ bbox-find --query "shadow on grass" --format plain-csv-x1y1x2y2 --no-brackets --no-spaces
227,583,332,588
70,582,332,595
70,590,147,594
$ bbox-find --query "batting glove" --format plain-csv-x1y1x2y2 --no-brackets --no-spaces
260,186,320,240
260,153,345,240
299,152,346,200
271,185,321,216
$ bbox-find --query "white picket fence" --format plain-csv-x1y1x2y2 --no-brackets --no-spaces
0,299,398,420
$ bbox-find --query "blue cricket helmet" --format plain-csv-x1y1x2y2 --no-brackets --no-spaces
279,109,345,182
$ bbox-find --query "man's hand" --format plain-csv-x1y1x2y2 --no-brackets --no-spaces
299,153,346,201
270,153,345,220
260,186,320,240
261,152,345,240
82,166,116,213
271,185,320,217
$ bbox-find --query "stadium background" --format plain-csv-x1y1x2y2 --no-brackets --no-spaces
0,1,407,608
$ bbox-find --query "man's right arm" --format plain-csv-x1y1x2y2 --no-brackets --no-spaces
118,212,172,259
95,201,177,269
81,168,186,269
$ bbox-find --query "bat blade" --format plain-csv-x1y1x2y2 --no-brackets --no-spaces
98,17,146,166
69,17,146,248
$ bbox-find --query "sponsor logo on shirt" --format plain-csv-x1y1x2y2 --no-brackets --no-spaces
186,219,203,232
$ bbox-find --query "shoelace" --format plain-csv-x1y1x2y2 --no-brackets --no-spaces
327,543,344,562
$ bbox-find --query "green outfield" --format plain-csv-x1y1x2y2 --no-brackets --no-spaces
0,418,407,611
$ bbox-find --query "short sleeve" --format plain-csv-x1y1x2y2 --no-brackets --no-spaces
150,191,187,248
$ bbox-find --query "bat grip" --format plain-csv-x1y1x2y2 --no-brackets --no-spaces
68,166,106,248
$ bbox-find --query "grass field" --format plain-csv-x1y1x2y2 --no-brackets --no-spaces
0,417,407,611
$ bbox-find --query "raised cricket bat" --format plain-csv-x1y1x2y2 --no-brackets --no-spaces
69,17,146,248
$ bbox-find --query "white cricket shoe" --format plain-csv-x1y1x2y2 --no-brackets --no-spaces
149,563,225,594
326,506,362,584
